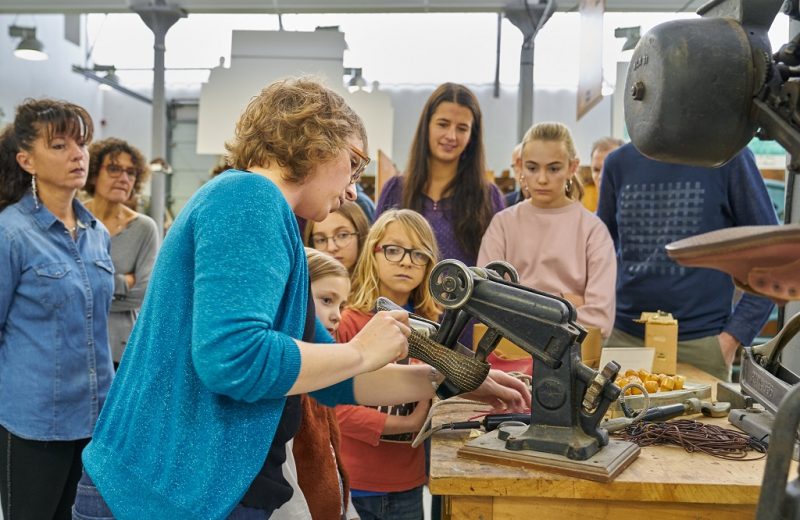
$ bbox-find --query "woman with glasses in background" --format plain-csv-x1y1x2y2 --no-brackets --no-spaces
304,201,370,274
83,138,160,368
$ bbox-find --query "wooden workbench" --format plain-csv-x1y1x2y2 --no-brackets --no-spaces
429,364,780,519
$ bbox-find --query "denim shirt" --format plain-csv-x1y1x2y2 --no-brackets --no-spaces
0,192,115,441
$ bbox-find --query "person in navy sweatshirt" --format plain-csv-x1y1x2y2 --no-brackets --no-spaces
597,143,776,381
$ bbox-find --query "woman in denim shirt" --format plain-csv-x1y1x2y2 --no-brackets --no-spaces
0,99,114,519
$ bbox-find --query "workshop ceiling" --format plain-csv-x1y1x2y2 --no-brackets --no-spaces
0,0,706,14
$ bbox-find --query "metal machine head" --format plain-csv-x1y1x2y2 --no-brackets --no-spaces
624,0,785,167
429,259,622,460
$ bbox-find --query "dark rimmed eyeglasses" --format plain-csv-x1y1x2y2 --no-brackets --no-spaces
374,244,432,266
312,231,359,249
104,163,139,178
349,144,370,185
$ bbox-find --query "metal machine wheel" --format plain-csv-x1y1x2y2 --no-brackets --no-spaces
484,260,520,283
429,259,474,309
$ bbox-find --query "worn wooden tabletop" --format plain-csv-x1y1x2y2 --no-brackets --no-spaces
429,363,785,518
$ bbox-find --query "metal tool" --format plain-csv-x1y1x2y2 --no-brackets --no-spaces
701,401,731,418
603,398,704,433
428,259,624,461
728,312,800,445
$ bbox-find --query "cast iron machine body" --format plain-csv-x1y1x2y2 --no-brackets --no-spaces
429,259,622,461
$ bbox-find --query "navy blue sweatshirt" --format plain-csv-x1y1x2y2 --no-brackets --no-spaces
596,144,776,345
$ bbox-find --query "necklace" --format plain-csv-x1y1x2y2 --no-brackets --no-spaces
65,221,79,239
87,201,127,234
109,209,128,234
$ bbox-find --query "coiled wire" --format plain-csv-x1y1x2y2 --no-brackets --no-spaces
616,419,768,460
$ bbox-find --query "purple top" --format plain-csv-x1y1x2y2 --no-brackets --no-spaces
376,175,505,267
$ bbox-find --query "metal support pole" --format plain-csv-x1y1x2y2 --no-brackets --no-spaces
132,1,186,237
505,0,555,142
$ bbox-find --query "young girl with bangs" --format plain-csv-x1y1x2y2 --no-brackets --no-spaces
293,248,358,520
335,209,441,520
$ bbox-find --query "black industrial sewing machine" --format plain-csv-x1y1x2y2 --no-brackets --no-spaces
398,259,640,481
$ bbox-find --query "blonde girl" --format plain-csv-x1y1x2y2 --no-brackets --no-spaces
293,248,358,520
336,209,440,519
478,122,616,369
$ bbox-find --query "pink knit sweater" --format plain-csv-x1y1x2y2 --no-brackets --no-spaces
477,201,617,337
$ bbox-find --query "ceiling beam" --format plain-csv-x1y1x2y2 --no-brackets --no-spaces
0,0,707,14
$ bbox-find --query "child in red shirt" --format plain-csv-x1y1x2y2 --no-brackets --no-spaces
336,209,441,519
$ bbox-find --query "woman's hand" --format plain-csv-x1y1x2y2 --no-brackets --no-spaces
461,369,531,412
124,273,136,288
349,310,410,373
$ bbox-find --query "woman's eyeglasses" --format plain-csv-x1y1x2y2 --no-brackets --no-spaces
349,144,370,185
374,244,432,266
311,231,359,249
104,164,139,179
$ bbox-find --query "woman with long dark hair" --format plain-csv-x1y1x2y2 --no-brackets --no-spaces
376,83,504,266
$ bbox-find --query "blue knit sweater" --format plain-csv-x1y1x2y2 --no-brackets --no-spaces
82,171,355,519
597,144,776,345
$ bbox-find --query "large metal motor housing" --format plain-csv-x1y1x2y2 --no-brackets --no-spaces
624,16,762,167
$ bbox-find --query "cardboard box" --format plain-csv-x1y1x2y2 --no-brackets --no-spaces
635,311,678,375
473,323,602,369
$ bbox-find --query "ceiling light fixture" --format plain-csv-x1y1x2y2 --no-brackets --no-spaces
8,24,48,61
344,67,367,92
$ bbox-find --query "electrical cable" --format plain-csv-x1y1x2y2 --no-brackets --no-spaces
617,419,768,460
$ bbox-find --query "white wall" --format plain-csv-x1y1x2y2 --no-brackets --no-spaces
197,29,394,166
98,88,153,158
0,15,153,158
0,15,102,127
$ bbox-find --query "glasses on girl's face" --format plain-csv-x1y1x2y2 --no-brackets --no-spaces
374,244,432,266
349,144,370,185
104,163,139,178
312,231,358,249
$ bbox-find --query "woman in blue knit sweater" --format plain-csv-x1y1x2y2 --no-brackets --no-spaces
72,78,529,520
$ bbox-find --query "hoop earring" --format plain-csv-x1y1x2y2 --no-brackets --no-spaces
31,174,40,209
565,178,573,196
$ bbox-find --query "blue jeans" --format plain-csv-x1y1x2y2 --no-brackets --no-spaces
72,471,269,519
351,486,423,520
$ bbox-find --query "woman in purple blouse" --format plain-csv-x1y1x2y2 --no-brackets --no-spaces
376,83,504,267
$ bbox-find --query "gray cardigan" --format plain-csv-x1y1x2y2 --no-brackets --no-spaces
109,214,160,362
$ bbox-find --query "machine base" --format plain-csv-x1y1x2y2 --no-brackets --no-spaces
458,427,640,483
